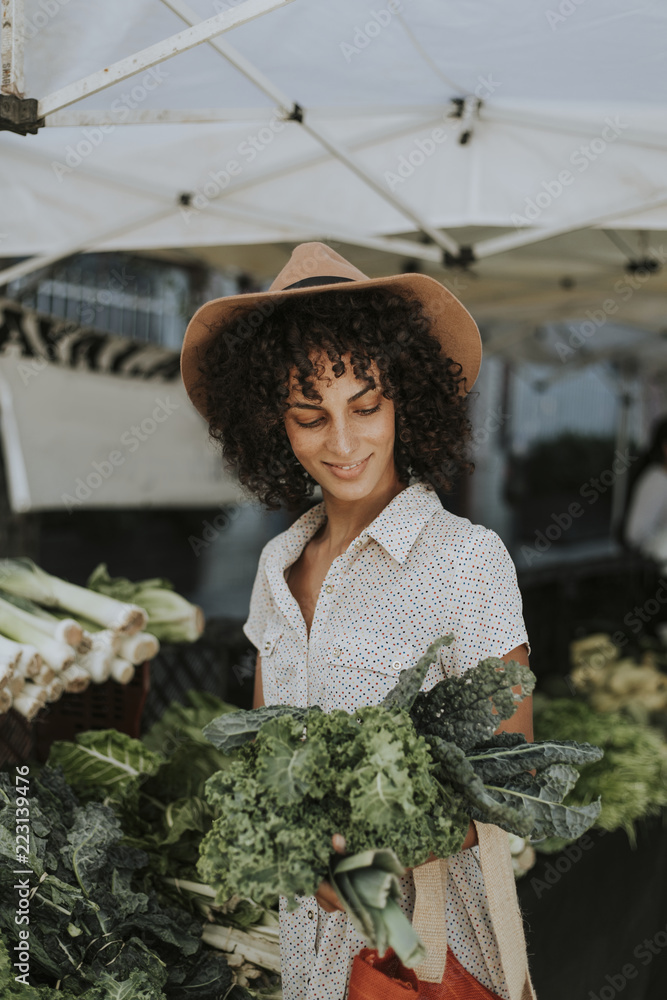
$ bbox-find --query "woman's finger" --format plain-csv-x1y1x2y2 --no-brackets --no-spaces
332,833,346,854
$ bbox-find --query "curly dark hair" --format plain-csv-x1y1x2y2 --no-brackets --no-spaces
191,285,477,510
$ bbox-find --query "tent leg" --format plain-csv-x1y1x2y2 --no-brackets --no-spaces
1,0,24,97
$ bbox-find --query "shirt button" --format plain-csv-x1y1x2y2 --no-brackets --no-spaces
307,909,314,919
333,647,341,656
325,584,334,593
264,641,271,650
392,659,401,669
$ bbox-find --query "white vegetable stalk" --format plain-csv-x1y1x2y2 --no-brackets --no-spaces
77,631,93,655
86,564,203,642
0,558,147,636
201,924,281,974
35,662,55,685
109,657,134,684
0,662,13,688
0,592,85,648
23,681,47,706
0,635,23,671
118,631,159,665
0,686,12,714
44,676,64,702
76,629,119,683
8,675,25,698
11,643,42,677
13,689,43,720
61,664,91,693
0,596,75,672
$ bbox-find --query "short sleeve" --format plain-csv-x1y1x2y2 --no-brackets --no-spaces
450,527,530,675
242,542,274,651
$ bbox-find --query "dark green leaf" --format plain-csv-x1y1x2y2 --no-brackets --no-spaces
202,704,316,752
381,634,454,712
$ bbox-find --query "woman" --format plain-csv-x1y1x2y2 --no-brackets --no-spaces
180,243,537,1000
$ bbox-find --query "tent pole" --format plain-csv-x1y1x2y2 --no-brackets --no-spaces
38,0,294,117
1,0,24,97
473,192,667,260
158,0,462,259
0,206,177,288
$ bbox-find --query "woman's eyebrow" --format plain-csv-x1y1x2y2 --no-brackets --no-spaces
287,385,375,410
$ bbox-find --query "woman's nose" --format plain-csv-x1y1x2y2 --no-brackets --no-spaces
326,415,358,456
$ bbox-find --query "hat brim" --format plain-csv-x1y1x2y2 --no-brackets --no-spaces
180,272,482,420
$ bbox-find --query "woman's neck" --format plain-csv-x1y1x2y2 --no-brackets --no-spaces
316,472,409,556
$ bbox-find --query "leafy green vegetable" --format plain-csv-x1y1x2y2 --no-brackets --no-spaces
410,655,535,750
380,635,454,712
48,729,163,804
533,696,667,849
203,704,316,753
198,642,602,967
329,849,424,966
86,564,204,642
0,765,234,999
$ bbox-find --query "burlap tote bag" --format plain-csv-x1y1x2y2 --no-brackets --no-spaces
347,822,538,1000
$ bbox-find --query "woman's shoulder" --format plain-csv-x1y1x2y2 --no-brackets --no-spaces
423,503,501,547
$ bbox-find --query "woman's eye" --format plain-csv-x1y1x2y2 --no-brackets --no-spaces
299,404,380,429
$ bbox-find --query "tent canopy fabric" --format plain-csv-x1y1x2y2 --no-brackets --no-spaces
1,1,666,322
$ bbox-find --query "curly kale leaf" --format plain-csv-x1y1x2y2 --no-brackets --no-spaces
411,656,536,751
202,704,316,752
255,715,332,805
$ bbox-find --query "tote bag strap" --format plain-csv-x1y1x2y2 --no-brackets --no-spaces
411,857,449,982
474,820,538,1000
411,828,538,1000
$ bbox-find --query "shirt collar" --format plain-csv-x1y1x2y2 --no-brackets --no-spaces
280,480,442,566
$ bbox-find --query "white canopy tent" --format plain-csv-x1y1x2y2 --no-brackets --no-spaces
1,0,666,511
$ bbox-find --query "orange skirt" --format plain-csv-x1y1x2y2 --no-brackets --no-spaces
348,946,504,1000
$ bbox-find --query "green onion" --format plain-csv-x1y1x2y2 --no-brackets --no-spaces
87,563,204,642
0,558,147,635
0,594,75,672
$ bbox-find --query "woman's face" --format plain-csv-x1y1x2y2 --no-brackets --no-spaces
284,351,400,501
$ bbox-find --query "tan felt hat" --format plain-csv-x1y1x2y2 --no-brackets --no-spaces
180,241,482,420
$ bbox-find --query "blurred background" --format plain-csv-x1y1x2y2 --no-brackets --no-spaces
1,2,667,997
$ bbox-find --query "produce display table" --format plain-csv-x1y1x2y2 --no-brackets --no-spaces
517,812,667,1000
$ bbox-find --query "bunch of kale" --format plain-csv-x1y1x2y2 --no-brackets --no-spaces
198,635,603,965
0,765,234,999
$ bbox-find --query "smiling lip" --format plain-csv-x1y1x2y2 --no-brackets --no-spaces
323,455,371,479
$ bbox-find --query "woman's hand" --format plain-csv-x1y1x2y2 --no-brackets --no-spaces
314,834,347,913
